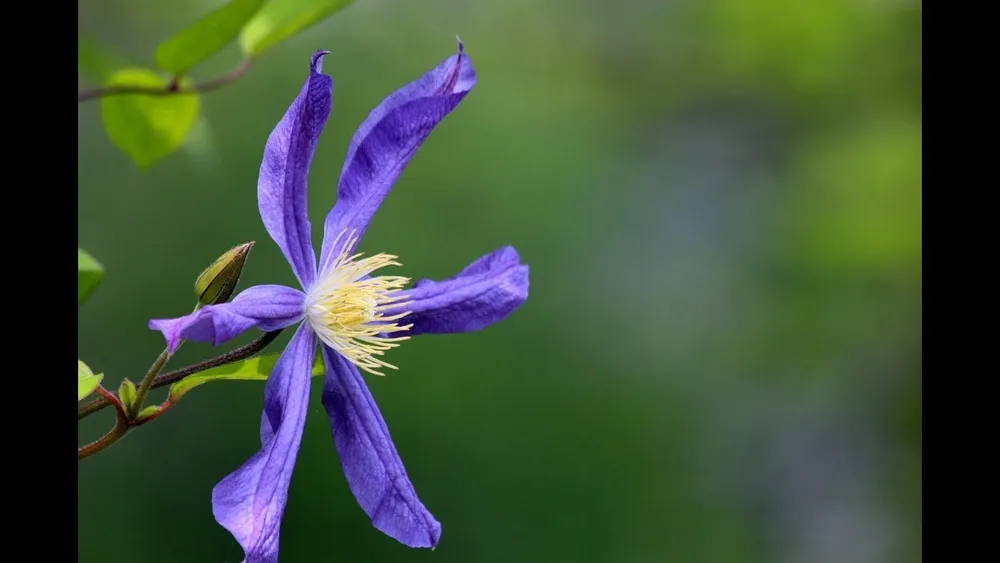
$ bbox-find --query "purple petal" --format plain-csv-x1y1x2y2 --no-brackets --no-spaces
148,285,305,353
321,345,441,548
319,41,476,273
388,246,529,335
258,50,332,287
212,324,317,563
259,411,275,445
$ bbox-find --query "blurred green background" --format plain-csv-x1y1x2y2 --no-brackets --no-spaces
78,0,922,562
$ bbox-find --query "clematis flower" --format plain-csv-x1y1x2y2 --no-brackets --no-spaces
148,43,528,562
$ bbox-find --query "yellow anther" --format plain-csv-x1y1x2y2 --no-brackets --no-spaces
304,230,412,376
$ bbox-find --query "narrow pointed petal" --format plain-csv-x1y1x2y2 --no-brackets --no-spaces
258,50,332,287
319,41,476,272
148,285,305,353
211,324,317,563
321,346,441,548
388,246,529,335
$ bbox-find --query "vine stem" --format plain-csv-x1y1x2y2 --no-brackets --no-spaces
78,340,175,460
77,330,283,421
128,347,172,420
78,386,130,460
77,58,253,103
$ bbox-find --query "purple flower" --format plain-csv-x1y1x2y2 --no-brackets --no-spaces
149,43,528,562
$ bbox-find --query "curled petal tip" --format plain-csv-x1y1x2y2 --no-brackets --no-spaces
148,319,181,354
456,36,464,52
429,529,441,549
310,50,332,73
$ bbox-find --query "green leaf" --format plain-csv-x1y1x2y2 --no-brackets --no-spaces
118,378,137,411
239,0,355,57
78,248,105,305
78,360,104,401
100,68,200,169
169,352,325,402
137,405,161,420
156,0,267,75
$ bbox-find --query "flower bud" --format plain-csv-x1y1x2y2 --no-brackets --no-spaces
194,242,254,306
118,378,137,411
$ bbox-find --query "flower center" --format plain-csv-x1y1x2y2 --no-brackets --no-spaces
304,230,412,376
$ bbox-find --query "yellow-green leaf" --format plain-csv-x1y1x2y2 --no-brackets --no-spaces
239,0,355,57
169,353,325,402
156,0,267,75
100,68,200,169
78,360,104,401
78,248,104,305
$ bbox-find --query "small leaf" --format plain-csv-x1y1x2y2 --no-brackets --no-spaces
118,378,137,411
169,352,325,402
156,0,267,75
239,0,355,57
78,360,104,402
78,248,105,305
137,405,161,420
100,68,200,169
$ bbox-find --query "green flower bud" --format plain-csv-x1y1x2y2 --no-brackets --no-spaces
118,378,137,411
195,242,254,306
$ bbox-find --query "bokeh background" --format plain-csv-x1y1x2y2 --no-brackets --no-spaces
78,0,922,562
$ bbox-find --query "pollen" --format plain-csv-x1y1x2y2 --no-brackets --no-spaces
304,230,413,376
